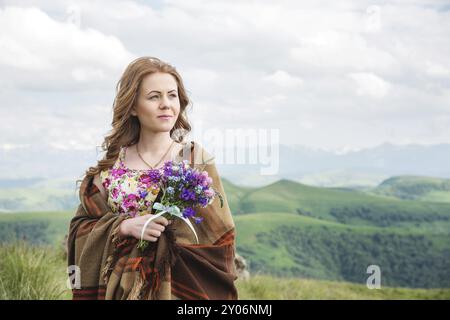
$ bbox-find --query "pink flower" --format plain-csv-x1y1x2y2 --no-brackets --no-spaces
204,188,214,197
126,194,137,201
139,174,152,184
102,178,111,189
111,187,119,199
123,194,138,212
111,168,126,178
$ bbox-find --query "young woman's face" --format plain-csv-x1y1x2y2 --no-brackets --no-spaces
132,72,181,133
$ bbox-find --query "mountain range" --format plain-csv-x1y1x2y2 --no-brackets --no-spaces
1,142,450,187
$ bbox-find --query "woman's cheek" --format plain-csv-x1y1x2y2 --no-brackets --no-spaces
143,102,157,117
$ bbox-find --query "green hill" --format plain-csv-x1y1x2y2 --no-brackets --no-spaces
0,211,73,246
370,176,450,203
220,178,256,214
233,179,450,229
235,212,450,288
1,177,450,290
0,186,79,212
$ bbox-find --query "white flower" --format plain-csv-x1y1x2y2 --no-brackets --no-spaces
167,187,175,194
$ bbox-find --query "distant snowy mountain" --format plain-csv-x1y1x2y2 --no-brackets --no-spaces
1,142,450,187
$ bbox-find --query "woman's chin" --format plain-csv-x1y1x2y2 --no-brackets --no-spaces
155,125,174,133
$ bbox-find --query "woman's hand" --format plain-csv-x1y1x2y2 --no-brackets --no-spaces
119,214,172,242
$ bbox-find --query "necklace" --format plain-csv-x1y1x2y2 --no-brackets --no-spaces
136,140,175,169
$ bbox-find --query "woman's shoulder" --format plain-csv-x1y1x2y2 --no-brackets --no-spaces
179,140,215,168
99,148,124,175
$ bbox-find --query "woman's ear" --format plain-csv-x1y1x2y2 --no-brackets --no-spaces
131,108,137,116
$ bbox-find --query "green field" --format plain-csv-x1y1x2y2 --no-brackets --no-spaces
1,242,449,300
1,175,450,297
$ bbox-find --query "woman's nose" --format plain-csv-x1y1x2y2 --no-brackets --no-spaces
159,95,171,109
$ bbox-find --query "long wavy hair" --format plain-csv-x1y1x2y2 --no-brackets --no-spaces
77,56,192,187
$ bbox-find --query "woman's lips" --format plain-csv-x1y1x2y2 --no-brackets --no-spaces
157,115,173,120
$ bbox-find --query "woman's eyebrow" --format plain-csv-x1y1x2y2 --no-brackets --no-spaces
147,89,177,95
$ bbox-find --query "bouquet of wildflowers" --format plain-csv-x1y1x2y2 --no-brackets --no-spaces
138,159,223,250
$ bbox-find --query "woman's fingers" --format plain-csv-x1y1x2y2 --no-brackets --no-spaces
142,235,158,242
148,229,161,237
140,214,169,227
147,221,165,232
143,224,164,238
142,228,164,242
154,216,169,226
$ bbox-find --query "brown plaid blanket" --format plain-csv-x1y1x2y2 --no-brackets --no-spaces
67,145,238,300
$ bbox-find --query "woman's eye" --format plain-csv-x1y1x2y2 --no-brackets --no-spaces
149,94,176,100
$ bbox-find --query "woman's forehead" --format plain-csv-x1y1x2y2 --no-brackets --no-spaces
142,72,178,91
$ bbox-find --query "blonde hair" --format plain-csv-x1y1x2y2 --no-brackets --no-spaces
79,56,192,185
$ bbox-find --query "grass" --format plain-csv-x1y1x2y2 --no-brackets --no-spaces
236,274,450,300
1,242,449,300
0,241,70,299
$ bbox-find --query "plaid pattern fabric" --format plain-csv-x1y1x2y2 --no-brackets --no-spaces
67,141,238,300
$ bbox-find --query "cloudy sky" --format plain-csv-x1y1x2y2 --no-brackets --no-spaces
1,0,449,155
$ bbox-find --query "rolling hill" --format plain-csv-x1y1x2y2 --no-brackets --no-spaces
1,176,449,289
369,176,450,203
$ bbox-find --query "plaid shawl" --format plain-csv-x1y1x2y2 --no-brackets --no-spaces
67,141,238,300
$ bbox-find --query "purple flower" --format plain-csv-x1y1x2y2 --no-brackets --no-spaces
180,188,196,201
148,169,161,182
194,216,204,224
139,170,161,185
139,190,148,199
198,197,209,207
163,161,174,177
111,168,127,178
182,207,196,219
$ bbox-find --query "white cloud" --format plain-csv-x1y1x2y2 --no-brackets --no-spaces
290,31,399,75
348,72,391,98
363,5,382,33
0,102,111,150
0,6,135,90
0,0,449,153
263,71,303,88
425,60,450,77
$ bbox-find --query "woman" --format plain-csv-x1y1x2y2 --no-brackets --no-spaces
67,57,238,300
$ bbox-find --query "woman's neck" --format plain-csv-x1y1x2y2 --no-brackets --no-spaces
136,130,173,154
